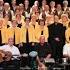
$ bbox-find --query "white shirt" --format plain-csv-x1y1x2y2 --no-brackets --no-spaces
0,45,20,56
63,43,70,57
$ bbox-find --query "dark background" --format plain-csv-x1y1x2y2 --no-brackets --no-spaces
4,0,70,7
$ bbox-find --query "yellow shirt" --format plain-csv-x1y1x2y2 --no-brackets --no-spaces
59,19,70,28
65,28,70,43
20,25,36,43
12,15,25,27
6,27,20,44
3,19,12,28
35,25,49,42
66,20,70,28
0,27,7,44
29,22,39,28
30,22,39,42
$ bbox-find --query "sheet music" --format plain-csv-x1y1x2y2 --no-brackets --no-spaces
44,58,55,63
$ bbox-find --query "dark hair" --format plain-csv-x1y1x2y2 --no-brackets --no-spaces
38,19,45,25
24,17,31,21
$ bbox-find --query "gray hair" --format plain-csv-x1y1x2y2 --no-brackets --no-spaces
63,0,68,5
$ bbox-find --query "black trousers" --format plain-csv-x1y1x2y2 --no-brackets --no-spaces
18,42,37,54
0,60,20,70
49,39,64,61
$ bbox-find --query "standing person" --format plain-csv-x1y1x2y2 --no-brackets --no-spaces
15,14,25,28
12,6,25,28
3,3,14,21
19,3,25,16
24,0,30,17
35,19,49,43
30,14,38,41
41,0,47,11
11,0,17,13
55,4,63,19
6,19,20,46
3,14,12,28
62,0,69,14
30,14,38,29
62,0,70,18
49,1,56,15
0,18,7,45
24,0,30,11
20,17,35,53
48,15,66,61
0,0,4,18
59,14,70,28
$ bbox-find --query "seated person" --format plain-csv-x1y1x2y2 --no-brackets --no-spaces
63,43,70,59
0,37,20,61
35,35,52,70
63,43,70,70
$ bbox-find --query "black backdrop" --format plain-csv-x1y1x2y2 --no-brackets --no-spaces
4,0,70,7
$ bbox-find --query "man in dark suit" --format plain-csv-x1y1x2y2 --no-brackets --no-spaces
48,15,66,62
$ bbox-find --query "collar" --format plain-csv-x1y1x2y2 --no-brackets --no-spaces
8,44,13,48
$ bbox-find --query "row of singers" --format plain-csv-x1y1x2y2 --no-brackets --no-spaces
0,15,70,46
